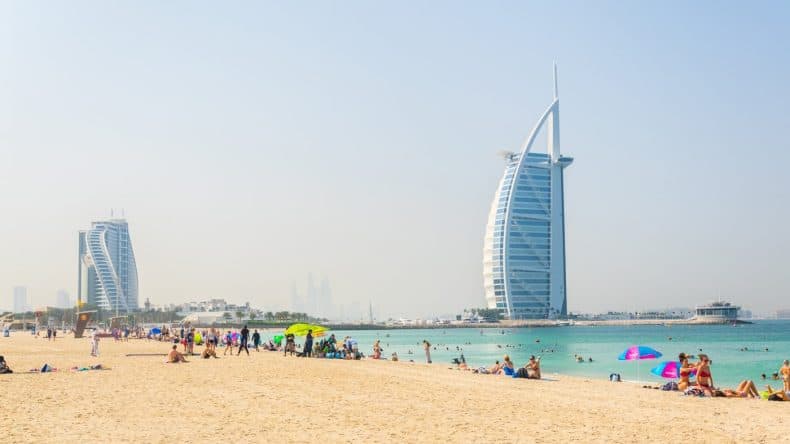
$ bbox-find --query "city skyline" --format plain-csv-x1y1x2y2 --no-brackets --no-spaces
1,2,789,317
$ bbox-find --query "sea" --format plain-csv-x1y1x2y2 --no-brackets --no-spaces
331,320,790,388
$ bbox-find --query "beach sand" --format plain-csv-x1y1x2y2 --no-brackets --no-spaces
0,333,787,443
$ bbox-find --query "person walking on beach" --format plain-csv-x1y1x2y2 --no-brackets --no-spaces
423,340,432,364
303,330,313,358
238,325,250,356
223,330,234,356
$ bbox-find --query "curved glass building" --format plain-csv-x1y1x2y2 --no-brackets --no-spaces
78,219,139,312
483,67,573,319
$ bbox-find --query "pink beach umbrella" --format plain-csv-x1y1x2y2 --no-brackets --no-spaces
650,361,697,379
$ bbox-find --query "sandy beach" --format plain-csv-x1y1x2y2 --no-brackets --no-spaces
0,333,787,443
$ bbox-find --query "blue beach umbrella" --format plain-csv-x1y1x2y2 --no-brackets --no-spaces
618,345,662,361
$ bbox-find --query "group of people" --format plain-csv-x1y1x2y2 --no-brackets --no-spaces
676,353,790,400
294,333,364,360
468,354,541,379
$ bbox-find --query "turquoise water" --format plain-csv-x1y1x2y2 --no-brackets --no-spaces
329,321,790,388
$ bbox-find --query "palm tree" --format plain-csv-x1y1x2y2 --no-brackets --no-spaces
235,311,244,324
264,311,274,322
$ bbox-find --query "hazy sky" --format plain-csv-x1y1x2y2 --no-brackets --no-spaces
1,1,788,317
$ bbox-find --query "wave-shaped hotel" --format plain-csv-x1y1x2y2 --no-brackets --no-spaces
78,218,139,313
484,66,573,320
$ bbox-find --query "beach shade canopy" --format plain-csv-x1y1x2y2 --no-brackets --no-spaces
285,323,329,337
149,327,161,335
618,346,662,361
650,361,697,379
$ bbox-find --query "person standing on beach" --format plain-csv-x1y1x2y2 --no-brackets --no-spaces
238,325,250,356
780,360,790,392
284,333,295,356
223,330,234,356
423,340,432,364
303,330,313,358
90,329,100,357
185,328,194,355
252,329,261,351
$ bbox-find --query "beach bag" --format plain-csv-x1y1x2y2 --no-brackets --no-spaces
661,382,678,391
515,368,530,378
609,373,621,382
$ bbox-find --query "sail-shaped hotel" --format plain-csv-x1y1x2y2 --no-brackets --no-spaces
483,66,573,320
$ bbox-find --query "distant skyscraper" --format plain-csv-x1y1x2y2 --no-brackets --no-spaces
483,65,573,319
13,286,27,313
78,218,139,312
55,290,71,309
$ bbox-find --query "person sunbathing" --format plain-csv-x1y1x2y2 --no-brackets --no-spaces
716,380,759,398
678,352,695,391
695,354,714,395
765,385,789,401
501,355,515,376
201,347,218,359
526,355,541,379
0,355,12,374
167,345,188,363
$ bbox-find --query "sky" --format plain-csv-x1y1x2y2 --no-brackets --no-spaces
1,1,788,318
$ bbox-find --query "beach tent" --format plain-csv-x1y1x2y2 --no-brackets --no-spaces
273,334,284,346
150,327,162,335
285,323,328,337
194,331,203,345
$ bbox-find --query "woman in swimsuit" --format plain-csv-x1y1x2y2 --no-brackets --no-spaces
696,354,714,395
678,353,695,391
718,380,759,398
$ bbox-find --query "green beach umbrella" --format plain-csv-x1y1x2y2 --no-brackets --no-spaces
285,323,329,337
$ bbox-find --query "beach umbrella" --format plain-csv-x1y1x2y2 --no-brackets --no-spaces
285,323,329,337
650,361,697,379
618,345,662,382
618,346,662,361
